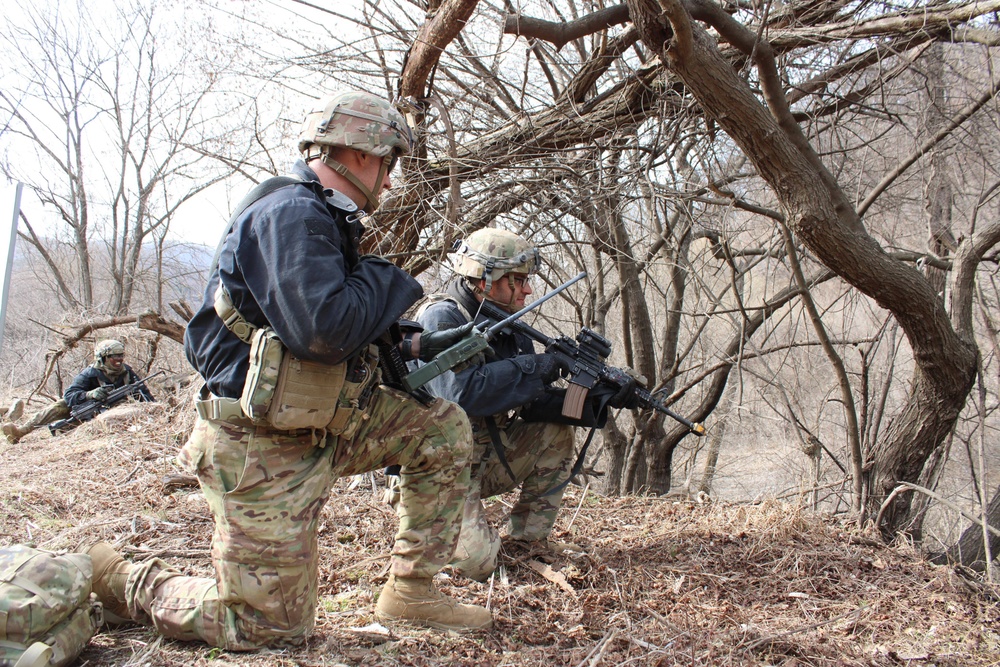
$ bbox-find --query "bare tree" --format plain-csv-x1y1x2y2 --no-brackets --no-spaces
86,0,1000,549
0,0,252,315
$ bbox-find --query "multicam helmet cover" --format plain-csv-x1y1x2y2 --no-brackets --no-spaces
298,92,413,159
452,228,541,293
297,91,414,214
94,339,125,361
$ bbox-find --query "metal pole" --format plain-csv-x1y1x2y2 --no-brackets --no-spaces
0,182,23,354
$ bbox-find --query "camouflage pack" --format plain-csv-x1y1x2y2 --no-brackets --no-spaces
0,545,102,667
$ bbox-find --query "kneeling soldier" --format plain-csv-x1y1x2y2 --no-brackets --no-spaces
84,90,492,652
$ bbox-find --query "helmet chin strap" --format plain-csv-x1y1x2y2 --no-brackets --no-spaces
319,150,391,214
476,275,518,312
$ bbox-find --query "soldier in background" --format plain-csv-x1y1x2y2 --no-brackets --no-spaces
1,339,153,444
404,229,637,581
84,90,491,652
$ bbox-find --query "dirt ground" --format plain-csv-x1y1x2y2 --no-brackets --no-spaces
1,400,998,667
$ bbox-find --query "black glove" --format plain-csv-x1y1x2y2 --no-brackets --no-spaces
520,387,608,428
536,354,571,384
86,386,110,401
607,377,641,409
417,322,475,361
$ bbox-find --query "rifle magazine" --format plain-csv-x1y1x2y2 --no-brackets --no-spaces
562,383,589,421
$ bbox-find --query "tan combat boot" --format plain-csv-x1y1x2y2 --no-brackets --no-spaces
1,422,25,444
375,575,493,631
86,542,134,624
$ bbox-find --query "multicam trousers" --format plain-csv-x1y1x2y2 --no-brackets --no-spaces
123,386,472,650
449,419,575,581
20,399,70,434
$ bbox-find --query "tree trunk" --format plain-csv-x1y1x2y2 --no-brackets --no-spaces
630,0,978,534
697,359,738,496
931,484,1000,571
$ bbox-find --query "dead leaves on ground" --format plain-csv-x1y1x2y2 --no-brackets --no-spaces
1,415,998,666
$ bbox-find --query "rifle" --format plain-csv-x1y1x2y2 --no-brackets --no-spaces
403,272,587,392
48,371,164,435
476,299,706,436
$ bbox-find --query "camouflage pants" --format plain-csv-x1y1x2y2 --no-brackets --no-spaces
19,399,70,434
123,386,471,650
450,419,575,580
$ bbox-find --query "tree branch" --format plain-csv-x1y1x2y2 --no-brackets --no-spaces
859,76,1000,216
503,5,631,51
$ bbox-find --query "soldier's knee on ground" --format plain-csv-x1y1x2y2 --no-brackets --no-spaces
221,563,317,649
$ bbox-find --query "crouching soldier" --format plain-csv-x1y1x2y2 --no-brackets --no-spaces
398,229,638,581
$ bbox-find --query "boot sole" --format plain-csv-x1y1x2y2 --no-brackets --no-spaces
374,610,493,632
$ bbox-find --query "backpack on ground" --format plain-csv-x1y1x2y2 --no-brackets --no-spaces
0,545,102,667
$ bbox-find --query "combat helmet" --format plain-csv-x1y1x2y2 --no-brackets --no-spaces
94,339,125,362
452,229,541,293
298,91,414,214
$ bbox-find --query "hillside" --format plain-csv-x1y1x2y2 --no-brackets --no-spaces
1,401,997,667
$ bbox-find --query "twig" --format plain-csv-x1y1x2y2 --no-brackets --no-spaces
744,606,864,652
877,482,1000,540
774,477,848,501
566,481,590,531
123,634,163,667
574,628,617,667
117,462,143,486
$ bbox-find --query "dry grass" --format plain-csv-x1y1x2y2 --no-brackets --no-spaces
1,401,998,667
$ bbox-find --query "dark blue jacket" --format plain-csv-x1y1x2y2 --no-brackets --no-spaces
185,161,422,398
64,364,154,408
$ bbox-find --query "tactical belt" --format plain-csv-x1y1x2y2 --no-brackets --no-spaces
194,395,256,428
194,392,327,440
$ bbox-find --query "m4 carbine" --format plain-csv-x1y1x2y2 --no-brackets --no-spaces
476,300,706,436
48,371,163,435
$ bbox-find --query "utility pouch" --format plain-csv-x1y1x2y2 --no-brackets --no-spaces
240,327,349,431
216,283,351,431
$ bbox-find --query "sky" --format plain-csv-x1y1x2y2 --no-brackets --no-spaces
0,0,344,249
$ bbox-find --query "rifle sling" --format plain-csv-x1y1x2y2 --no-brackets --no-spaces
484,416,517,483
540,388,614,497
